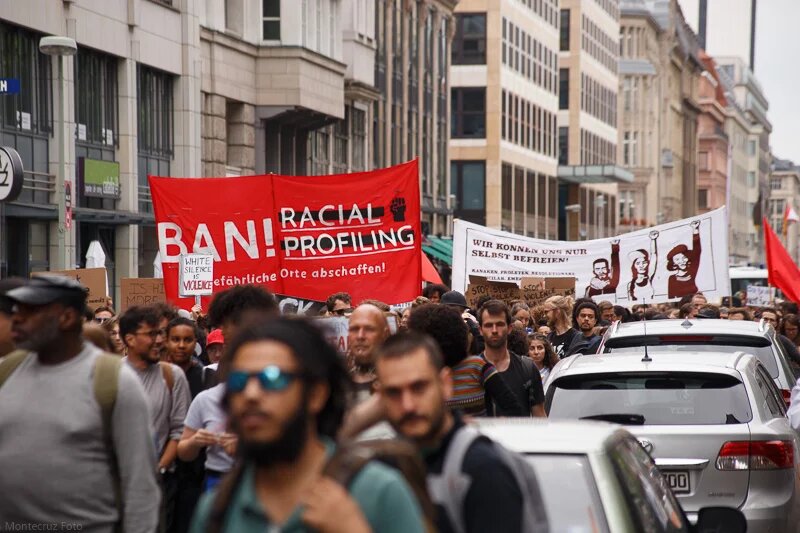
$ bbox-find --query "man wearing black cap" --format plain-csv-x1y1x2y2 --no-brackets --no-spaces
441,290,484,355
0,274,160,533
0,277,25,357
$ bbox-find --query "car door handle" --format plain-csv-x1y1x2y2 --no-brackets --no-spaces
654,458,710,470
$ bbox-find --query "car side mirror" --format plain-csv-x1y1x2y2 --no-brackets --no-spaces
693,506,746,533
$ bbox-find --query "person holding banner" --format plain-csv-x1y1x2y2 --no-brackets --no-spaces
626,231,659,302
667,221,702,299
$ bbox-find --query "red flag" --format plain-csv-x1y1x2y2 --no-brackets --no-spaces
422,253,443,284
763,217,800,303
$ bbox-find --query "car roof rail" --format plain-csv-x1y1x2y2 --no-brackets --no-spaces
730,350,749,369
612,320,621,334
757,318,766,332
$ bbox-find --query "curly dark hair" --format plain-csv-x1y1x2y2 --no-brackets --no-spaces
150,302,178,322
507,328,528,356
527,333,559,370
118,306,160,345
422,283,449,300
207,285,278,328
406,303,468,368
223,318,351,438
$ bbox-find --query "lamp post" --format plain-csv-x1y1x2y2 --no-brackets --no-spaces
39,36,77,271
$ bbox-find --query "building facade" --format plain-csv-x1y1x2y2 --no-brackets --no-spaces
0,0,458,301
372,0,458,236
715,55,770,265
558,0,627,240
679,0,758,69
449,0,561,238
618,0,704,230
769,158,800,265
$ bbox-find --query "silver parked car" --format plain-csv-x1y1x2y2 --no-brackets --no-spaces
597,318,800,405
473,419,745,533
545,350,800,532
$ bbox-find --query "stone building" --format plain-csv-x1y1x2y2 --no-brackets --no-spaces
617,0,704,230
449,0,561,238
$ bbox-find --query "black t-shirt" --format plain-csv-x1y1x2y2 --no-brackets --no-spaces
549,328,580,359
425,415,523,533
487,352,545,416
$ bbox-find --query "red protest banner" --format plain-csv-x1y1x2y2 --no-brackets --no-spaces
149,160,422,308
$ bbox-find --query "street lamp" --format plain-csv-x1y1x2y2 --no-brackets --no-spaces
39,35,77,271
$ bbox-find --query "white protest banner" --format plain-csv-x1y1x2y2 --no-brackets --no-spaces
178,254,214,297
453,207,729,305
746,285,774,307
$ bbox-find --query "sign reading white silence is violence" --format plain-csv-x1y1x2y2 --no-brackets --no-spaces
453,207,730,305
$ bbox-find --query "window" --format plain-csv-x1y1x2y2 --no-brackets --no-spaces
451,88,485,138
452,13,486,64
558,127,568,165
332,113,348,174
748,172,757,188
137,66,174,158
698,189,708,209
559,69,569,109
698,152,709,171
748,139,757,157
75,48,118,147
351,106,366,172
262,0,280,40
770,177,782,190
623,131,637,166
0,23,52,135
451,161,486,225
560,9,570,51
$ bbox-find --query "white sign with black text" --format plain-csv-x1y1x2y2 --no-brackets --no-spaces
178,253,215,297
453,207,730,305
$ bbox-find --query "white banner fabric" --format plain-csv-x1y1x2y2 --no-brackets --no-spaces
452,207,730,305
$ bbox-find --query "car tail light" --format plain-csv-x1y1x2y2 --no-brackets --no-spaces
716,440,794,470
781,389,792,408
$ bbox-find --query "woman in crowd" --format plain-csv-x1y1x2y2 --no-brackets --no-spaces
102,316,125,355
527,333,559,383
511,302,532,331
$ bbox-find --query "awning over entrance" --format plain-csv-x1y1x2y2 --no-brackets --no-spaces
422,236,453,265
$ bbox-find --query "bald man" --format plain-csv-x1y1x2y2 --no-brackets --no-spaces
347,304,390,399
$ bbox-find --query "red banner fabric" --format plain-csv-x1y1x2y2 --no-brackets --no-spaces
763,217,800,303
149,161,422,308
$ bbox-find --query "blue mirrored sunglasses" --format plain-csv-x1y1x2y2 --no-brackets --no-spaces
226,365,300,393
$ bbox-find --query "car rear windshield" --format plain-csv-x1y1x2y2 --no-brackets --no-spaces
525,454,609,533
548,372,753,425
602,335,779,378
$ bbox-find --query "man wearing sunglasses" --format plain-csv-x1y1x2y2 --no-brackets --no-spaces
0,275,159,532
189,318,425,533
325,291,352,317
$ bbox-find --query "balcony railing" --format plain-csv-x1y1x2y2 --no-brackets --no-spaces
138,184,153,214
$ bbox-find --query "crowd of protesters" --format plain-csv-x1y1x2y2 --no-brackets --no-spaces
0,273,798,533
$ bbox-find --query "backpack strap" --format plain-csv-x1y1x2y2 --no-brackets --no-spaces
427,426,481,533
0,349,30,387
93,352,123,533
159,361,175,393
324,442,376,487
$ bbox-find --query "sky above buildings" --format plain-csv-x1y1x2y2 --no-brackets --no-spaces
754,0,800,164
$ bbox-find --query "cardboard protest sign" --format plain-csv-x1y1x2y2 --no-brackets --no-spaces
746,285,774,307
149,160,422,309
33,268,108,310
466,275,576,307
120,278,166,312
178,254,214,297
453,207,730,305
316,316,350,355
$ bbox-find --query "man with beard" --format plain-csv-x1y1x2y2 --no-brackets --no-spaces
121,305,191,533
584,240,620,298
0,275,159,532
189,318,425,533
544,295,590,359
478,300,545,417
347,304,390,401
375,332,524,533
573,300,601,353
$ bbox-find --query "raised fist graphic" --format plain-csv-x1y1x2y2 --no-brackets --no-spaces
391,196,407,222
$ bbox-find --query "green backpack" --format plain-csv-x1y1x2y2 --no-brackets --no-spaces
0,350,124,532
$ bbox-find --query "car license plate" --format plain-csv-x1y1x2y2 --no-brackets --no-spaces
663,471,690,494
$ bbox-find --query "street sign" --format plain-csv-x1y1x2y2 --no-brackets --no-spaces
0,146,24,203
0,79,20,95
